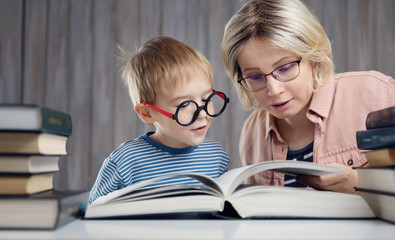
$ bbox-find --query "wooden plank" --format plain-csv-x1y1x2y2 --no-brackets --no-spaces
305,0,348,73
226,0,250,169
346,0,377,71
218,0,258,168
375,0,394,77
23,0,47,104
206,0,247,169
0,0,23,103
135,0,161,136
112,0,141,149
185,0,209,55
140,0,161,44
90,0,116,186
161,0,187,40
68,0,93,190
45,0,70,189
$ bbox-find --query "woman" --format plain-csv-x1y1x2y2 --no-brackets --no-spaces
221,0,395,193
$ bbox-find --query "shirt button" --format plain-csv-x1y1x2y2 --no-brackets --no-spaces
347,159,353,166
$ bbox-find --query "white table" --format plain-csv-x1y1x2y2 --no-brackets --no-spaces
1,218,395,239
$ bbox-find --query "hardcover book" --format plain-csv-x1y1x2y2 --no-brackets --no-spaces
356,127,395,150
355,166,395,194
85,160,375,219
366,106,395,130
0,154,60,173
362,148,395,166
0,190,89,229
0,132,68,155
0,172,54,195
355,188,395,224
0,104,72,136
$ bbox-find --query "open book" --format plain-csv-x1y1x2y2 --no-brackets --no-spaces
85,160,375,219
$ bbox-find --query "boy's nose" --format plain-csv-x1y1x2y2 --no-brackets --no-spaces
197,107,208,119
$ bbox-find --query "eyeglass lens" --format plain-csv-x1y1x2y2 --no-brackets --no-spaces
176,92,227,126
242,60,300,92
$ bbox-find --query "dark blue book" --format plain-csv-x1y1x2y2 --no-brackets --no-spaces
356,127,395,150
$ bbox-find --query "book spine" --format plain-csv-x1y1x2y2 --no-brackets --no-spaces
356,127,395,150
55,191,89,229
40,107,72,136
366,106,395,129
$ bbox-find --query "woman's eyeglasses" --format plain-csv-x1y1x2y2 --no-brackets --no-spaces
238,59,302,92
142,89,229,127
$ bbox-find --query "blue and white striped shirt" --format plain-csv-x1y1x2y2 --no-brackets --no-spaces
284,141,314,187
88,132,229,204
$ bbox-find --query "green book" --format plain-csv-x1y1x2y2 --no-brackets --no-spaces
0,104,72,136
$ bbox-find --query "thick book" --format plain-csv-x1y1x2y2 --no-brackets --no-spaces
355,188,395,224
0,190,89,229
0,154,60,173
366,106,395,130
0,104,72,136
85,160,375,219
0,132,68,155
0,172,54,194
356,127,395,150
356,166,395,193
362,148,395,166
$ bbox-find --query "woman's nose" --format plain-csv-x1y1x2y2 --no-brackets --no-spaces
266,74,284,96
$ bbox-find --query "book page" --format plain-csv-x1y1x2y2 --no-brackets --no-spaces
215,160,346,197
90,160,346,207
90,172,223,206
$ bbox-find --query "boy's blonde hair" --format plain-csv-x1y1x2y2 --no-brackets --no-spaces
121,36,213,106
221,0,334,110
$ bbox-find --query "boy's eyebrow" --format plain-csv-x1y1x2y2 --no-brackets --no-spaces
169,96,189,104
170,89,213,104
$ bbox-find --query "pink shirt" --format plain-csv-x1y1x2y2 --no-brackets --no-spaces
239,71,395,186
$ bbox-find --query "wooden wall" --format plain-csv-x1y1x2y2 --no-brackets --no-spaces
1,0,394,190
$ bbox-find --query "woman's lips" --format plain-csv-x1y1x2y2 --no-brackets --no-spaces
271,99,291,110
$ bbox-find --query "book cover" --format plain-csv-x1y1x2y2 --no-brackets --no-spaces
356,127,395,150
0,132,68,155
366,106,395,130
85,160,375,220
0,104,72,136
0,190,89,230
0,154,60,173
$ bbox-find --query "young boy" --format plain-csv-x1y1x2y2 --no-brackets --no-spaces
88,36,230,204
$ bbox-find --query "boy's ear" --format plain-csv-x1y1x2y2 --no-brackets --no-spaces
134,103,155,124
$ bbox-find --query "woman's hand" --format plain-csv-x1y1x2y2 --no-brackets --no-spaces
295,163,359,194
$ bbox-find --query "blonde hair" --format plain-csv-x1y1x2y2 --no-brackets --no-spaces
121,36,213,106
221,0,334,110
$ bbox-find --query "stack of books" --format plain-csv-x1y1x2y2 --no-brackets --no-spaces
355,106,395,223
0,104,89,230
